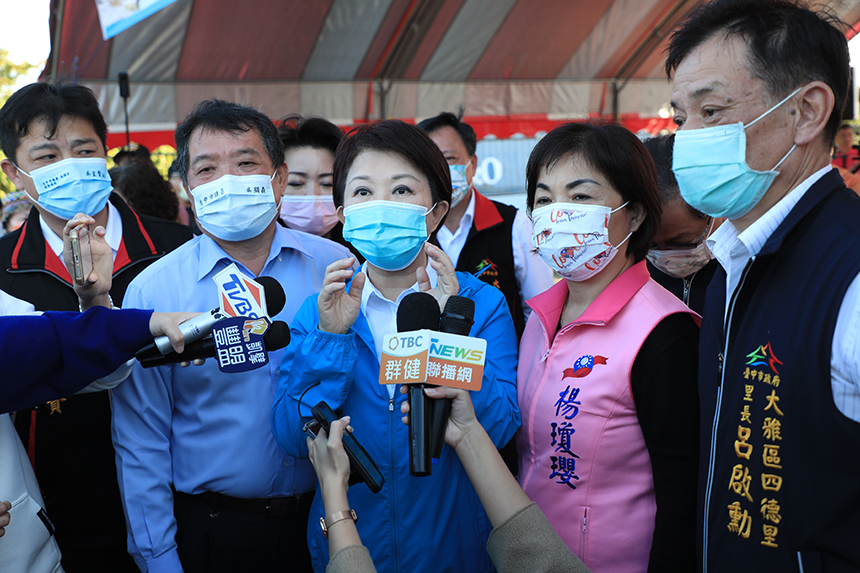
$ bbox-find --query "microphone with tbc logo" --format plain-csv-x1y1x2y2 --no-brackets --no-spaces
396,292,440,477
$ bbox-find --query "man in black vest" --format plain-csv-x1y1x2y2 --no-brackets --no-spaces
667,1,860,571
0,82,192,572
418,112,553,339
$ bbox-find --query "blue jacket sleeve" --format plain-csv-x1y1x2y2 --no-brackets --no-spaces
0,307,153,414
271,293,359,458
110,284,184,573
459,275,522,448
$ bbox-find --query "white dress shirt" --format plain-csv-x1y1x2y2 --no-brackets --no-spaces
707,165,860,420
436,189,554,319
360,260,438,400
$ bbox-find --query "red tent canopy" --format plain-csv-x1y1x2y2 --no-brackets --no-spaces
45,0,860,148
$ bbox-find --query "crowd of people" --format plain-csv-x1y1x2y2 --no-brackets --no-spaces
1,1,859,572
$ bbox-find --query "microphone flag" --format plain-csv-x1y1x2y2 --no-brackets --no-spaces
212,316,271,373
214,263,268,319
378,330,486,391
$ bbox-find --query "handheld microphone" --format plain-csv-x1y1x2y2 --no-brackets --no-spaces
136,276,286,360
430,296,475,462
396,292,440,477
138,321,291,368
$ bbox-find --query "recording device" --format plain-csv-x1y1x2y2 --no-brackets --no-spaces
430,296,475,462
396,292,441,477
304,400,384,494
135,276,286,359
138,320,290,368
69,223,93,286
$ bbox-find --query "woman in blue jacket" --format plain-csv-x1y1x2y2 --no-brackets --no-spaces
271,120,521,573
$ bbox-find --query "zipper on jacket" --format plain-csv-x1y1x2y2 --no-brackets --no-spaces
389,396,399,571
683,273,695,306
539,348,551,364
702,257,754,573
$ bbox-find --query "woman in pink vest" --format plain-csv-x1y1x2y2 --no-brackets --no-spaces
517,122,699,572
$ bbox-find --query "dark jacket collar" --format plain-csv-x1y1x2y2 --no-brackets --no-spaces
9,194,161,283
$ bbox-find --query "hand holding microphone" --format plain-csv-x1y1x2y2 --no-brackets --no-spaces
136,276,286,360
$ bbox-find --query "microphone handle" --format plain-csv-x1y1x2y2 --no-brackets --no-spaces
408,384,432,476
429,394,451,460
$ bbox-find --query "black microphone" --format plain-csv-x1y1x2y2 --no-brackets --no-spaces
430,296,475,462
138,320,291,368
135,276,286,360
396,292,440,477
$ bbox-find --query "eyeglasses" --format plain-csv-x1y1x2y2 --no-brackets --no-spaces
652,217,712,251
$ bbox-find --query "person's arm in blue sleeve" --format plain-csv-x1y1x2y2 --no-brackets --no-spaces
272,291,359,459
459,277,521,448
0,307,152,413
110,283,185,573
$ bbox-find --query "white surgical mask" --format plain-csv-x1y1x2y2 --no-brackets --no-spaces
531,202,630,281
16,157,113,220
279,195,339,236
191,173,279,242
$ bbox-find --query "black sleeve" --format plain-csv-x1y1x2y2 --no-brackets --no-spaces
631,312,700,573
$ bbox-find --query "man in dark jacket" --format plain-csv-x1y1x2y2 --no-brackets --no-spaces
0,81,192,572
418,112,553,340
667,1,860,571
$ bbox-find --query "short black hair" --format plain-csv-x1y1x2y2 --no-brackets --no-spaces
110,162,179,222
838,123,855,134
333,120,452,213
416,111,477,157
665,0,850,143
525,121,662,263
277,115,343,155
0,82,108,164
174,99,284,183
642,134,708,220
114,143,151,166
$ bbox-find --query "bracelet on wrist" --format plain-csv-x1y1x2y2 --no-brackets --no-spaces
319,509,357,539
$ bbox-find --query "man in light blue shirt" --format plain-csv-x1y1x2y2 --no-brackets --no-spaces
112,100,352,573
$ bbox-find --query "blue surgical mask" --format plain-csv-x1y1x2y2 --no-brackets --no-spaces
16,157,113,220
342,201,436,271
672,87,801,220
190,173,279,242
448,160,471,208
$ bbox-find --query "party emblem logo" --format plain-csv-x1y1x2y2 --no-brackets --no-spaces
563,354,608,379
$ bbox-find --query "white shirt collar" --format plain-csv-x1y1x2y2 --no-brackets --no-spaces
41,201,122,263
359,258,439,314
436,187,475,243
708,164,832,308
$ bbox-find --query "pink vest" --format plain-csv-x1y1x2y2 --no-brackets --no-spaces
517,261,697,573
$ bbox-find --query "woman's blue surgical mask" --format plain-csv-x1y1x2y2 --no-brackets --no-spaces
672,87,801,220
448,159,471,208
190,173,279,242
16,157,113,220
342,201,436,271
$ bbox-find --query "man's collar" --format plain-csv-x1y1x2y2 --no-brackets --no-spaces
707,164,832,263
195,224,311,281
41,202,122,259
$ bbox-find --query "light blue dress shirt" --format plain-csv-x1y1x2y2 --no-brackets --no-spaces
112,227,351,573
